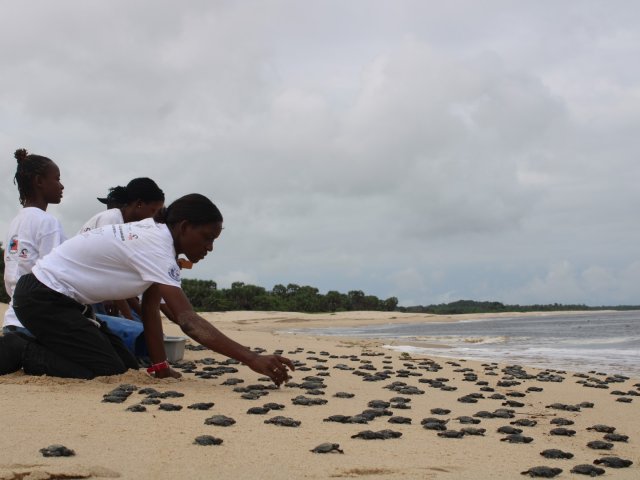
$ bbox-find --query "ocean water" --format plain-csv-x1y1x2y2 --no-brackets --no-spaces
289,311,640,378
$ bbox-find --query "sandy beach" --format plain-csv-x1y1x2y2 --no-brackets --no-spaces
0,308,638,479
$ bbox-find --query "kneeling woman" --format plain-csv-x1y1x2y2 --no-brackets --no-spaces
6,194,294,384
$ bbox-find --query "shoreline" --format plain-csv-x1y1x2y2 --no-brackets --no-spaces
0,308,638,479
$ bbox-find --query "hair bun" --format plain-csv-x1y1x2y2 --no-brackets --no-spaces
14,148,28,163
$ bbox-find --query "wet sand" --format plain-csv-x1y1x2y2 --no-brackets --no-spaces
0,309,638,479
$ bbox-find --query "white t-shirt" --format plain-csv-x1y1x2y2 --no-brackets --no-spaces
3,207,66,328
33,218,181,305
79,208,124,234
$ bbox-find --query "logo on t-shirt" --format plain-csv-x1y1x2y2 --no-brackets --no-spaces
19,248,29,259
168,265,181,282
8,235,18,254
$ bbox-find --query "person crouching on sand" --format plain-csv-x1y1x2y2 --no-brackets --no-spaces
0,193,294,384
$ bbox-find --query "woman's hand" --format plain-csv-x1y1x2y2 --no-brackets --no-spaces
247,355,295,386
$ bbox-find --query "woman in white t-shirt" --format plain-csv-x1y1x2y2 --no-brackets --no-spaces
1,194,294,384
2,148,65,337
80,177,165,320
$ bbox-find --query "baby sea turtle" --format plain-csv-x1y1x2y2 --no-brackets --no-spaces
550,417,573,426
461,427,485,436
351,429,402,440
367,400,391,409
457,416,481,425
247,406,270,415
264,416,301,427
616,397,632,403
430,408,451,415
437,430,465,439
334,392,355,398
540,449,573,459
222,378,244,385
498,426,522,435
138,387,159,395
423,422,447,431
549,428,576,437
158,403,182,411
310,443,344,454
40,445,75,457
292,395,328,406
388,416,411,424
102,394,128,404
263,402,285,410
593,456,633,468
188,402,215,411
512,419,537,427
126,404,147,413
501,434,533,444
194,435,223,446
570,464,605,476
520,466,562,478
205,415,236,427
586,424,615,433
603,433,628,442
141,398,161,405
586,440,613,450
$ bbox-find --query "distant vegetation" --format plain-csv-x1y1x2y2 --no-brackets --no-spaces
181,279,398,313
398,299,640,314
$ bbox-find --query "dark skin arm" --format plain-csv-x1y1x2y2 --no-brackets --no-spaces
140,285,181,379
156,284,295,386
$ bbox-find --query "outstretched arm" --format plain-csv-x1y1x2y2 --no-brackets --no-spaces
158,284,294,385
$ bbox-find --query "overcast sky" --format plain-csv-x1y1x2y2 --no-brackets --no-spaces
1,1,639,306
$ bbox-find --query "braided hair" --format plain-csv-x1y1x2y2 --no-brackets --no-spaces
13,148,54,206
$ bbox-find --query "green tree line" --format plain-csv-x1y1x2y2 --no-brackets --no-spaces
181,279,399,313
398,299,640,314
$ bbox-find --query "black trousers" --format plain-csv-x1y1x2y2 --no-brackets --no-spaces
13,273,138,379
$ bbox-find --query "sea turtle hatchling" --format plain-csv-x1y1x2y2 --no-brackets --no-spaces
351,429,402,440
437,430,465,439
194,435,223,446
158,403,182,411
512,419,537,427
461,427,486,436
188,402,215,411
205,415,236,427
501,434,533,444
39,445,75,457
264,416,301,427
593,456,633,468
430,408,451,415
126,404,147,413
603,433,628,442
387,416,411,424
520,466,563,478
586,441,613,450
549,428,576,437
497,426,522,435
333,392,355,398
247,406,270,415
310,443,344,454
570,464,605,476
457,416,481,425
540,449,574,459
586,425,615,433
550,418,574,426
